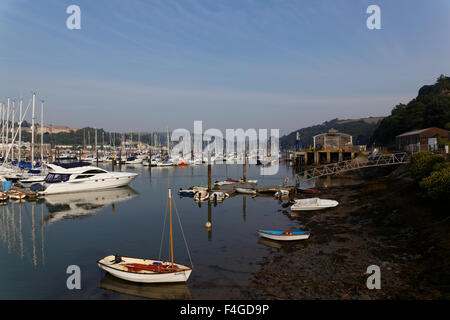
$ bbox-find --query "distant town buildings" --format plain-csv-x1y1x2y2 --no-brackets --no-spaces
22,125,74,134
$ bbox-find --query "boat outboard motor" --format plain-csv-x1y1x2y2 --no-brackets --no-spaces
113,254,123,264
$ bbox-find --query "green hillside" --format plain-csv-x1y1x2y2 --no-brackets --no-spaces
371,75,450,146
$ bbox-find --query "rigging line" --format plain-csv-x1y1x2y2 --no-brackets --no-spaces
172,197,194,268
158,195,169,261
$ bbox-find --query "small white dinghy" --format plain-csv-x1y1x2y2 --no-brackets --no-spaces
258,230,310,241
97,255,192,283
290,197,338,211
97,189,193,283
194,190,209,202
6,190,26,200
209,191,229,202
274,189,289,198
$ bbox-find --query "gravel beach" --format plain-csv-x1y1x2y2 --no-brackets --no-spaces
244,165,450,299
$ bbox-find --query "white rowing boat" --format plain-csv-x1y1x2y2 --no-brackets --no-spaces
290,198,338,211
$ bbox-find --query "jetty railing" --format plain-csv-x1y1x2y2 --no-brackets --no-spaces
295,152,410,181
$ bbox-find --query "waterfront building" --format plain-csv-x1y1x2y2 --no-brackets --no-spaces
395,127,449,152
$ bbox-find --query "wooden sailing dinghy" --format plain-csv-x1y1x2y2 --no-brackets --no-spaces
97,189,193,283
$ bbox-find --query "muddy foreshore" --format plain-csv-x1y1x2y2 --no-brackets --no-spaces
244,165,450,299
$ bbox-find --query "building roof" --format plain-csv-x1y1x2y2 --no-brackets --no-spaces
313,128,352,139
396,127,448,137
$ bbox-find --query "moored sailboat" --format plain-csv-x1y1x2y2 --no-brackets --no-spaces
97,189,193,283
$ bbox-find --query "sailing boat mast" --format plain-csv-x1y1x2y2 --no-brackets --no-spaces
1,102,3,159
18,100,22,165
31,93,36,169
40,100,44,165
6,98,10,160
169,188,174,268
11,100,15,161
166,126,169,156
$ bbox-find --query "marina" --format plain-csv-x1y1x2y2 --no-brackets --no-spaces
1,0,449,305
0,162,322,299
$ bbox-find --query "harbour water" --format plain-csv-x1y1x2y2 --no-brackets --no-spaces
0,162,324,299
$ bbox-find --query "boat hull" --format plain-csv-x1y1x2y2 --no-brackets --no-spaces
290,198,338,211
258,230,310,241
97,256,192,283
290,206,335,211
41,173,138,195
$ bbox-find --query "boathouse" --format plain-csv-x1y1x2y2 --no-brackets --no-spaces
395,127,449,152
313,129,353,151
293,129,355,165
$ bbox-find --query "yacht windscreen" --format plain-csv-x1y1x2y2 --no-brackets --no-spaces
45,173,71,183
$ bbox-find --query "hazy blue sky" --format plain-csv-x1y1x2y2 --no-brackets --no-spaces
1,0,449,134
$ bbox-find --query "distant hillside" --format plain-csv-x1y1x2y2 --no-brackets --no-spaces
17,127,169,147
371,75,450,146
280,117,384,150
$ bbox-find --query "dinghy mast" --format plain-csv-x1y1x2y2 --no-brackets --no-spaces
169,188,174,268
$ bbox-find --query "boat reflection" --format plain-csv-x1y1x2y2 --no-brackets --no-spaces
99,273,192,300
43,187,138,224
257,237,283,249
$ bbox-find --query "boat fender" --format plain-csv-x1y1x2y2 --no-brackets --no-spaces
283,231,293,236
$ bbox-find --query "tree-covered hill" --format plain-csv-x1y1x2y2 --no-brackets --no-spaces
371,75,450,146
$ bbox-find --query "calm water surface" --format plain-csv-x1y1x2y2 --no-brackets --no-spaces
0,162,340,299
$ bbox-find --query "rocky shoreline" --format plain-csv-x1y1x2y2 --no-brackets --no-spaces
244,165,450,299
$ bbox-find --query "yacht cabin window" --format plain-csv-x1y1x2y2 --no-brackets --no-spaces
45,173,70,183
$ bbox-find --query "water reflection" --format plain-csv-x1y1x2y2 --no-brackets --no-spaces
0,187,138,269
44,187,138,225
99,273,192,300
257,237,283,249
0,201,45,268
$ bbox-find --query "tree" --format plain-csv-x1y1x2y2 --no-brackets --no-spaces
419,166,450,199
409,152,445,182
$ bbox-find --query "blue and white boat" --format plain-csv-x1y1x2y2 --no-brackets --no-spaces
178,189,197,197
258,230,310,241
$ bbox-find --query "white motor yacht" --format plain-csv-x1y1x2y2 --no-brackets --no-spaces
37,162,138,195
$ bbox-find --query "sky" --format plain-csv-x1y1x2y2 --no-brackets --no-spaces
0,0,449,135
